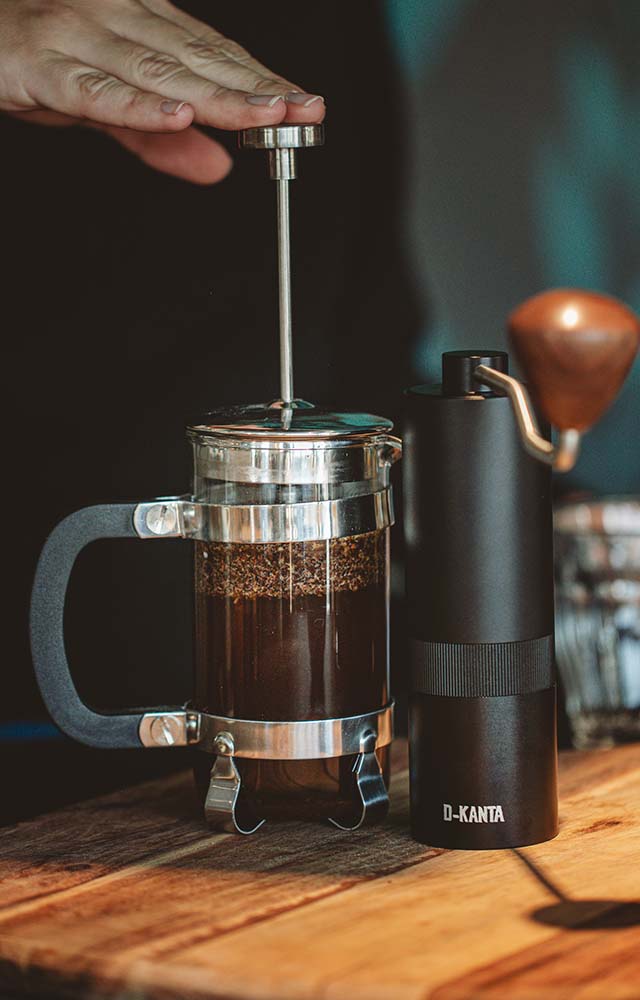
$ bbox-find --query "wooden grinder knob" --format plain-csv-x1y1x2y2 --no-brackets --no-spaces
508,289,640,431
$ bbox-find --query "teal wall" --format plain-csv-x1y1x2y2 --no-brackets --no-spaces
385,0,639,494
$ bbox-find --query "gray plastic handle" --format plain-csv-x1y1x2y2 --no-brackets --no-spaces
30,503,176,749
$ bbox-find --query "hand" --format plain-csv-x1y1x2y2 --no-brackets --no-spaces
0,0,325,183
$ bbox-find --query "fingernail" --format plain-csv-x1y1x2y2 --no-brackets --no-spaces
245,94,285,107
285,92,325,108
161,100,189,115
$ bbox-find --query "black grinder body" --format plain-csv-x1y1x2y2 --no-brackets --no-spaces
404,352,558,849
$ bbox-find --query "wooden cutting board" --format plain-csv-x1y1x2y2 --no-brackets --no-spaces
0,740,638,999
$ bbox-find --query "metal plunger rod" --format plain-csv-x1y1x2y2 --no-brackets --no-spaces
276,178,294,403
238,124,325,404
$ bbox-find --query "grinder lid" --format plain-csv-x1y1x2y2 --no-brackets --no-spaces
441,350,509,396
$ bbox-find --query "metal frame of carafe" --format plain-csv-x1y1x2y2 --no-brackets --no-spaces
132,422,398,835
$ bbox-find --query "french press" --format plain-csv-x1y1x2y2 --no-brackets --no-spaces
30,124,401,833
405,288,640,849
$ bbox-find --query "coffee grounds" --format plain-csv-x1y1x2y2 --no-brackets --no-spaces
195,530,384,600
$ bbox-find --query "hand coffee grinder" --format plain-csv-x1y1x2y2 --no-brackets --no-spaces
30,125,401,833
405,289,640,849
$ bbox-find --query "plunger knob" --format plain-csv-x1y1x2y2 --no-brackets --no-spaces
508,289,640,431
239,123,324,179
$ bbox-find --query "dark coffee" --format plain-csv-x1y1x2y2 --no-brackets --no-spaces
193,529,389,821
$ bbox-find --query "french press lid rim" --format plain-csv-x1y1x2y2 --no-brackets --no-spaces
187,400,394,441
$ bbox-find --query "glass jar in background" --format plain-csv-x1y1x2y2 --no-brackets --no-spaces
554,498,640,749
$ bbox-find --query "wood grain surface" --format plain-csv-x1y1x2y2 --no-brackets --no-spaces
0,741,638,1000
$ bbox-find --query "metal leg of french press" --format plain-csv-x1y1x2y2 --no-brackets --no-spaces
328,730,389,831
204,732,265,836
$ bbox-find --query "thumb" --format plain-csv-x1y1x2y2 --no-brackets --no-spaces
8,110,233,184
99,124,233,184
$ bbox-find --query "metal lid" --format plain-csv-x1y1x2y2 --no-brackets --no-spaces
187,402,400,488
187,401,394,441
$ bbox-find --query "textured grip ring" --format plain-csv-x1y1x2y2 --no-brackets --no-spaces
411,636,555,697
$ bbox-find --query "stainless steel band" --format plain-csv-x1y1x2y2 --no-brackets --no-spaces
133,490,394,544
199,703,394,759
189,434,402,486
203,705,393,836
140,702,394,834
139,702,395,759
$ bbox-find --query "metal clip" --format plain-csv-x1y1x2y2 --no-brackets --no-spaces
133,497,199,539
204,732,265,836
138,710,200,748
328,730,389,831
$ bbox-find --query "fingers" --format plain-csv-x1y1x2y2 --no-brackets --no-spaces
280,93,326,124
132,0,296,94
62,26,291,130
100,124,232,184
102,1,325,125
30,51,195,131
